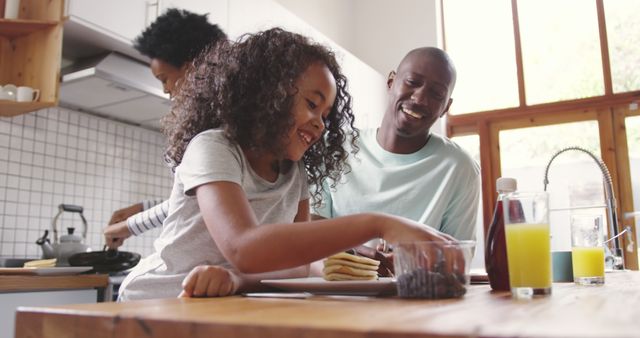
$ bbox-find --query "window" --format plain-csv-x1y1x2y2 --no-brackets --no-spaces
500,121,601,188
624,115,640,256
518,0,604,104
451,134,484,268
604,0,640,93
443,0,518,114
500,121,605,250
443,0,640,269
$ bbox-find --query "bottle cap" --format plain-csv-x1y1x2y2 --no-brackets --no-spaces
496,177,517,193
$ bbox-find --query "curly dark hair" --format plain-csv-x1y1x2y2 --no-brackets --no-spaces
163,28,359,205
134,8,227,68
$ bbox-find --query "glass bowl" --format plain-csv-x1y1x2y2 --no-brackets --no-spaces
394,240,476,299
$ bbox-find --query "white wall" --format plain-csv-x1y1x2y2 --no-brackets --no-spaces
159,0,229,29
352,0,444,134
271,0,445,133
159,0,446,131
226,0,387,130
274,0,441,77
0,108,170,259
274,0,355,51
353,0,441,74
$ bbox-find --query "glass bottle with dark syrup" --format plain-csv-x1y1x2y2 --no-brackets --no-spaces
485,177,517,291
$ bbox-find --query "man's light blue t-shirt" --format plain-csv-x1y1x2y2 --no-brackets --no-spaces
314,128,480,241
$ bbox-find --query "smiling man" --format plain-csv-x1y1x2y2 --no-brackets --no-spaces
314,47,480,254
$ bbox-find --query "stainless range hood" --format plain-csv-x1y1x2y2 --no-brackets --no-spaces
59,52,171,130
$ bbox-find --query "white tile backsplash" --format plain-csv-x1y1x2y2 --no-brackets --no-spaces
0,107,171,259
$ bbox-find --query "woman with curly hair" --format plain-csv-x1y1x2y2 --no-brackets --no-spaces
119,28,452,301
134,7,227,98
104,8,227,249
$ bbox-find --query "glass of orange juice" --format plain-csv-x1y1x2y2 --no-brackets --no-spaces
503,191,551,299
570,215,605,285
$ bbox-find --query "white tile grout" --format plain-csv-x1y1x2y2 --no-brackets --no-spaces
0,107,172,258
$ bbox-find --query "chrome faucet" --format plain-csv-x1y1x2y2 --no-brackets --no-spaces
542,146,625,270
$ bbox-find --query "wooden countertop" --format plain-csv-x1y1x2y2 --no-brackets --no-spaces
15,271,640,338
0,274,108,293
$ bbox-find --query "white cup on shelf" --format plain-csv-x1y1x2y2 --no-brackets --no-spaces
4,0,20,19
16,86,40,102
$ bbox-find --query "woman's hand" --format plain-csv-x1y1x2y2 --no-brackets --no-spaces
179,265,241,298
108,203,143,225
103,221,132,249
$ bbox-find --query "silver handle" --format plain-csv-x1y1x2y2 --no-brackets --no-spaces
51,204,88,243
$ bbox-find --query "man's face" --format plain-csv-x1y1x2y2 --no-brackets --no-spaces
385,53,454,138
150,58,187,99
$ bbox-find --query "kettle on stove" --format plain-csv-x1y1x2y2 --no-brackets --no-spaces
36,204,91,266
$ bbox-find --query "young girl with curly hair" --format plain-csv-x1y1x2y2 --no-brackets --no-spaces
119,28,453,300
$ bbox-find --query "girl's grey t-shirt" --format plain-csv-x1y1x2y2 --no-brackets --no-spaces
119,129,310,301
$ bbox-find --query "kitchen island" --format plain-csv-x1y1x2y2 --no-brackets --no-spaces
1,274,108,338
0,274,108,293
15,271,639,338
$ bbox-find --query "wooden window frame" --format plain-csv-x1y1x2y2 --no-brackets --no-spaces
441,0,640,269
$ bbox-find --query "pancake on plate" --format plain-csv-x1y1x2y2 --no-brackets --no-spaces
323,252,380,281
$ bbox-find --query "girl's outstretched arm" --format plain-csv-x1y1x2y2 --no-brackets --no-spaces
179,264,310,298
196,181,451,273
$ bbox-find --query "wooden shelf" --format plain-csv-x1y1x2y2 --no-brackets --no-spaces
0,100,56,117
0,19,58,38
0,0,64,118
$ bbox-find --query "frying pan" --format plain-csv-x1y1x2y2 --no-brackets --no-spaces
68,247,140,273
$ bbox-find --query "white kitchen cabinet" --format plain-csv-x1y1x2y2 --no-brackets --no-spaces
0,289,97,338
65,0,151,44
158,0,229,33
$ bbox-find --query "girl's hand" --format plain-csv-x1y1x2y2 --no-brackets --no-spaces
382,216,470,277
380,214,456,245
179,265,241,298
379,215,467,276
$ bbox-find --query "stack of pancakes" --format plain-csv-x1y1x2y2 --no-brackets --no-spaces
323,252,380,281
23,258,57,267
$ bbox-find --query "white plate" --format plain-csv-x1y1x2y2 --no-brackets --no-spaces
470,268,489,284
0,266,93,276
261,277,396,296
